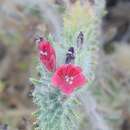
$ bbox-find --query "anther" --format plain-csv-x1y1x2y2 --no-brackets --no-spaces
69,81,73,85
40,51,48,56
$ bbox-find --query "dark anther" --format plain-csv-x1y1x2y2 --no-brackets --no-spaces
77,32,84,49
65,47,75,64
34,36,43,44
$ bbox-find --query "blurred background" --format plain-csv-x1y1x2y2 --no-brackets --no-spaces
0,0,130,130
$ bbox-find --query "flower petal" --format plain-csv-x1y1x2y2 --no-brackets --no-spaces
72,73,87,88
60,84,75,95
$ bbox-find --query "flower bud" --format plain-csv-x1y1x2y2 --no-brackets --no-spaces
37,38,56,72
77,32,84,49
65,47,75,64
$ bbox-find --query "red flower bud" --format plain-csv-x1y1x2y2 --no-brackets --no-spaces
38,38,56,72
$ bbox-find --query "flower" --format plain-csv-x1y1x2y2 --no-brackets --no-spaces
38,38,56,72
51,64,87,95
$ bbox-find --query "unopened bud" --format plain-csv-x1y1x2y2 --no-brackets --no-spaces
65,47,75,64
77,32,84,49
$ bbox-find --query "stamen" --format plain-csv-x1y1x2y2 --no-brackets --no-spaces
65,75,69,79
66,78,69,82
40,51,48,56
70,77,74,80
69,81,73,85
65,75,74,84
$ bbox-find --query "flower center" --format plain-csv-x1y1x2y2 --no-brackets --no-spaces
65,75,74,85
40,51,48,56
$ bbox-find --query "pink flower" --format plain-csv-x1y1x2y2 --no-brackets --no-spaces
38,39,56,72
51,64,87,95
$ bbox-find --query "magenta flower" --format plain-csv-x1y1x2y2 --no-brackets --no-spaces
38,39,56,72
51,64,87,95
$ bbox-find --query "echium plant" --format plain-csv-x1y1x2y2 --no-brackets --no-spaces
31,1,105,130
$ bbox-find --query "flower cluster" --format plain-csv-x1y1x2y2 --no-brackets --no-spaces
36,37,87,95
32,1,106,130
